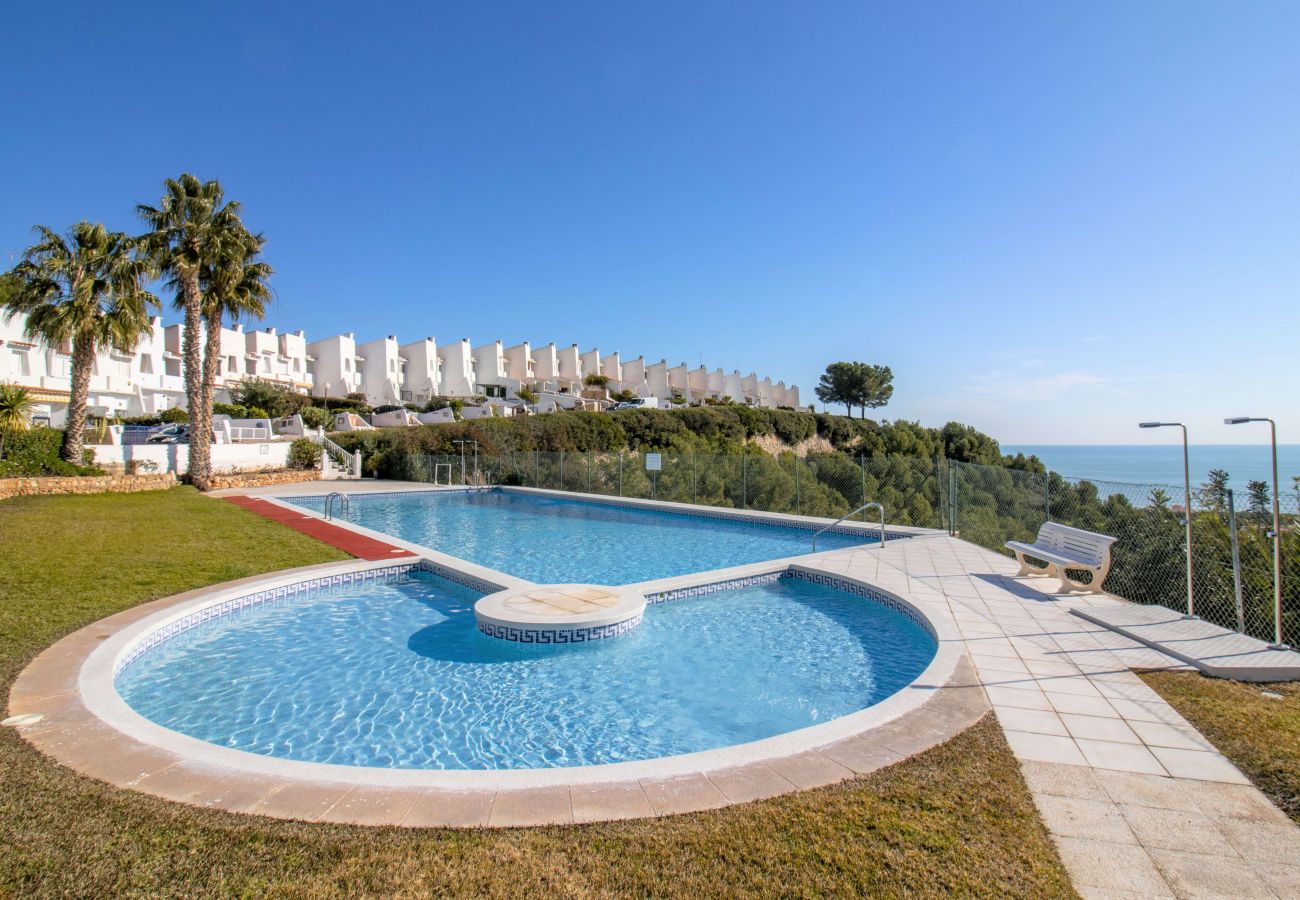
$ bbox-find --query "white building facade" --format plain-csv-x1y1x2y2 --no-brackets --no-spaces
1,310,803,423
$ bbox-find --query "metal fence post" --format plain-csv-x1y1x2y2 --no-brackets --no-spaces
949,465,958,535
618,451,623,496
795,457,801,515
587,452,592,494
860,456,867,522
559,450,565,491
534,450,539,487
742,454,748,509
1227,489,1246,634
693,454,698,504
1043,471,1051,523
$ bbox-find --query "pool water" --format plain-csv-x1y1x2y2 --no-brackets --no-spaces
287,491,871,584
116,572,935,770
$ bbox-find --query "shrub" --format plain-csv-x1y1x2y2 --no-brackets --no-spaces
286,438,323,470
299,406,332,430
212,403,248,418
158,407,189,424
0,428,104,477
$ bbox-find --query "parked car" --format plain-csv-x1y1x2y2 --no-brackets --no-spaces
146,424,189,444
611,397,660,410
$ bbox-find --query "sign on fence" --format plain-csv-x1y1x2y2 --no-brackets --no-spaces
645,453,662,471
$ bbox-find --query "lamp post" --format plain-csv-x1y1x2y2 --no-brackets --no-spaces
1139,422,1194,618
1224,417,1287,649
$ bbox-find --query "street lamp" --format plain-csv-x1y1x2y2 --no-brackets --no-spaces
1224,416,1287,649
1139,422,1194,618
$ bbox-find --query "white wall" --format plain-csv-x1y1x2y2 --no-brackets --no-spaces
91,441,292,474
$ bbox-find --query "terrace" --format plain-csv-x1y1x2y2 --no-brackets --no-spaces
5,480,1298,896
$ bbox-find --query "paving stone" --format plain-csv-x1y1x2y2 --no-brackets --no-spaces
1004,730,1088,766
487,787,573,827
1060,713,1143,745
402,789,494,828
1035,795,1138,844
1019,760,1109,801
1148,747,1248,784
1148,849,1276,899
995,706,1069,737
639,774,728,817
1175,780,1291,823
763,750,855,790
1095,771,1199,812
1053,836,1173,896
570,782,656,823
1214,816,1300,865
707,764,796,804
1120,805,1237,856
1075,739,1167,776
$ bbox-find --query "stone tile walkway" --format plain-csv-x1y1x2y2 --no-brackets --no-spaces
814,534,1300,899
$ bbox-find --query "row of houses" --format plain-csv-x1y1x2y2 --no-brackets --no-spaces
0,313,801,425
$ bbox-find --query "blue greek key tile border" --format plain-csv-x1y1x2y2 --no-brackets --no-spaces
113,561,488,678
787,569,935,638
645,571,788,604
476,613,643,644
644,568,934,639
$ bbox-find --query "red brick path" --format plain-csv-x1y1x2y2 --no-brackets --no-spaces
224,495,415,561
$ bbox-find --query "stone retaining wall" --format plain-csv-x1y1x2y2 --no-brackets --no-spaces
0,472,178,501
204,469,321,491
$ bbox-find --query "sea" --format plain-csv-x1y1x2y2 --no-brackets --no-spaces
1002,445,1300,491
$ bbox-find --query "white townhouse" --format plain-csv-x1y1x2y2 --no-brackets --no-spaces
399,337,439,405
358,335,405,407
305,333,365,399
1,309,802,423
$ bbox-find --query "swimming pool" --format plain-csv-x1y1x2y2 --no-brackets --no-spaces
287,490,873,584
115,568,936,770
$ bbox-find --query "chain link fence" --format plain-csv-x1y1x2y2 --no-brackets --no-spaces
392,450,1297,645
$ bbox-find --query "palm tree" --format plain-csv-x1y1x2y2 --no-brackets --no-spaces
0,382,36,461
200,229,273,427
138,174,244,484
2,224,157,463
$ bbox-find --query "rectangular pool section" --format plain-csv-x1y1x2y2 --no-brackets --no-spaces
287,490,875,585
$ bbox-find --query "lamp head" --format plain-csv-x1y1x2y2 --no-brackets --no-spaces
1139,422,1163,429
1224,417,1252,425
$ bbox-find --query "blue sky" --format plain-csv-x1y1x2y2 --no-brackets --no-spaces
3,1,1297,445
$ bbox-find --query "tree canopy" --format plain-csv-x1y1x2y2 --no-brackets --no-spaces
814,362,893,418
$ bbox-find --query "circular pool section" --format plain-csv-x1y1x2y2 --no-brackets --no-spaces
115,571,936,770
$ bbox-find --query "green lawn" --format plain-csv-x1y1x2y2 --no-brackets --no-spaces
0,487,1075,898
1141,670,1300,824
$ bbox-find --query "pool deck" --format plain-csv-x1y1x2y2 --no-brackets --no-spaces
10,480,1300,897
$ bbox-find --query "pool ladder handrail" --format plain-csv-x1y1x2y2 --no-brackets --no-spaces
324,492,350,521
812,501,885,552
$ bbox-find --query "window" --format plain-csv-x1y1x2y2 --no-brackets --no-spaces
138,355,154,375
9,348,29,377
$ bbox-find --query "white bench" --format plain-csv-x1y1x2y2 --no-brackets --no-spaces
1006,522,1118,595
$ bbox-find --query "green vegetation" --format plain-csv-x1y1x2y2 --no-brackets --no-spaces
0,427,102,477
814,361,894,418
1140,671,1299,823
0,489,1071,897
286,437,323,470
3,223,157,463
0,382,36,460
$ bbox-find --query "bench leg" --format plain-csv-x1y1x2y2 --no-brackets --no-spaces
1013,550,1052,577
1058,567,1105,595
